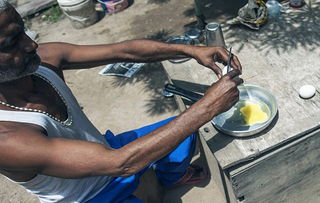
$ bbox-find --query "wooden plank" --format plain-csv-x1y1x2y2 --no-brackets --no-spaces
228,128,320,203
16,0,57,18
199,124,237,203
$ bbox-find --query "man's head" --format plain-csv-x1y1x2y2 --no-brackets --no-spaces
0,0,40,83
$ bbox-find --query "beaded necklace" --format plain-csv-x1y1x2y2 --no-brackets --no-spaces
0,74,72,126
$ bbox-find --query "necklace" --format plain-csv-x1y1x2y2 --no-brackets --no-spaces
0,73,72,126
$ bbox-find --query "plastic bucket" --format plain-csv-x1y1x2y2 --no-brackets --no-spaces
57,0,98,29
98,0,128,13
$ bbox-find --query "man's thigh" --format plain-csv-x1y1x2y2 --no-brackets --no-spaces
105,117,176,149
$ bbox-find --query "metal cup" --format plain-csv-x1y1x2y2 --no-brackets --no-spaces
205,22,226,47
185,28,203,45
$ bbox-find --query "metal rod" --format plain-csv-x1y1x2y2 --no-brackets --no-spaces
227,47,233,73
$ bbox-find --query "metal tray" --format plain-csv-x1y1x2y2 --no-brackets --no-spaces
164,84,278,137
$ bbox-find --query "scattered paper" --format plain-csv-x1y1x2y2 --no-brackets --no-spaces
99,63,145,78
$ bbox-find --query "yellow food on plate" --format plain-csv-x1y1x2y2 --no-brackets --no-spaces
240,102,268,126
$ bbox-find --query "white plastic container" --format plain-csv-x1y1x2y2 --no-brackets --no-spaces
57,0,98,29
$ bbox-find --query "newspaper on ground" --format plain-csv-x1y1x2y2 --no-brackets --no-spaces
99,62,145,78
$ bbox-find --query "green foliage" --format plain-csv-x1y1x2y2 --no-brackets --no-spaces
23,17,32,30
41,5,64,23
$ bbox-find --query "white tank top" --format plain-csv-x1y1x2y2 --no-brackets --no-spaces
0,66,113,203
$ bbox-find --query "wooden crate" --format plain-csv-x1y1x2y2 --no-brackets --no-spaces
227,129,320,203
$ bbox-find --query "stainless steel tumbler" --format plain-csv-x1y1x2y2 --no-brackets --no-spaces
205,22,226,47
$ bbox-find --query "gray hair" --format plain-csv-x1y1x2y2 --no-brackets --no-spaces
0,0,9,12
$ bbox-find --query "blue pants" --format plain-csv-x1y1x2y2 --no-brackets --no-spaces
87,117,197,203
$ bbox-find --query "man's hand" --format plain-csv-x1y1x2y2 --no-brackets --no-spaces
190,46,242,78
196,69,243,120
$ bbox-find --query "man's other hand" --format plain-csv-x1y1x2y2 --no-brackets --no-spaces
191,46,242,78
199,69,244,120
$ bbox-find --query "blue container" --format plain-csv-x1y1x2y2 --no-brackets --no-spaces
98,0,112,13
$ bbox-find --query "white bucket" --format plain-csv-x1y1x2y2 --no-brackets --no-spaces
57,0,98,29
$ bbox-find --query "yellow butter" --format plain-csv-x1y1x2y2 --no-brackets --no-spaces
240,102,268,125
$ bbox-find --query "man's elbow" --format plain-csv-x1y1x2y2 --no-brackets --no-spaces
113,162,141,177
101,158,140,178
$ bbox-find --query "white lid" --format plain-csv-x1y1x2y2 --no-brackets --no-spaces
185,29,201,39
206,22,220,31
57,0,88,6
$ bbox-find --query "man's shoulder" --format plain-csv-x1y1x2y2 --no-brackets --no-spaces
38,43,63,65
38,43,65,80
0,122,46,160
0,122,47,179
0,121,44,140
0,121,21,134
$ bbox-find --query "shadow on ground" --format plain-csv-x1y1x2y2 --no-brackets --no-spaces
146,30,172,42
111,62,178,116
148,0,170,4
195,0,247,22
129,0,197,40
226,1,320,54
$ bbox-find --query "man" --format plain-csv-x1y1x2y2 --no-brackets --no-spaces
0,1,243,202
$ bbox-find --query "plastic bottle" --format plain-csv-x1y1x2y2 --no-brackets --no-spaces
266,0,282,19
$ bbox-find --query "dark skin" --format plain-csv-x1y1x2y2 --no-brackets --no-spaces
0,6,243,183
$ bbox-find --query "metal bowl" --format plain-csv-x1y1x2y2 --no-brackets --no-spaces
212,84,278,137
166,36,194,63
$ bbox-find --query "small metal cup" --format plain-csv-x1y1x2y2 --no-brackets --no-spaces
185,28,203,45
205,22,226,47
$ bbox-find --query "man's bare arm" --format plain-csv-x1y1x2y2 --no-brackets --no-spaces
0,100,210,178
0,70,242,179
37,41,241,77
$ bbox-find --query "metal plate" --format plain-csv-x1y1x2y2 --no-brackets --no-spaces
212,84,278,137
